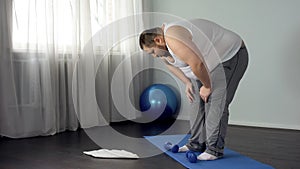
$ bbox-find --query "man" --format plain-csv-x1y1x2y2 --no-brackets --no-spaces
139,19,248,161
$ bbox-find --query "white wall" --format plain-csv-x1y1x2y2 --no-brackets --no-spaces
151,0,300,130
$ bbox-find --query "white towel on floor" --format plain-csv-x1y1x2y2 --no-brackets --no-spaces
83,149,139,159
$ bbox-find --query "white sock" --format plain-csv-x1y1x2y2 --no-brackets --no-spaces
197,152,218,161
178,145,190,152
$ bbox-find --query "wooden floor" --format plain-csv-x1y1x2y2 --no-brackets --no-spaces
0,120,299,169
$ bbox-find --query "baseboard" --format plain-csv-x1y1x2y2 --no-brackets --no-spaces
229,120,300,131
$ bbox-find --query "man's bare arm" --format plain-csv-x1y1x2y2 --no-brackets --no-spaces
165,26,212,102
161,59,194,102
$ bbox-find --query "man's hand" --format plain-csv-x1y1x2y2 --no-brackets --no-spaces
199,86,211,103
185,82,194,103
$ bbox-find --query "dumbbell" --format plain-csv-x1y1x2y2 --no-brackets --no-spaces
185,150,197,163
164,142,179,153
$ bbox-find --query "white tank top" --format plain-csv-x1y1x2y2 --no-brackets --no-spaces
164,19,242,80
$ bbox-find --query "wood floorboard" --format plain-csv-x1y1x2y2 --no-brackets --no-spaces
1,120,299,169
225,125,300,169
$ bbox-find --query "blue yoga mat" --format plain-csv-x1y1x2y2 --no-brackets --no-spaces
145,134,274,169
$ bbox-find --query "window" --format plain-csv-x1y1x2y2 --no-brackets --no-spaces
12,0,113,51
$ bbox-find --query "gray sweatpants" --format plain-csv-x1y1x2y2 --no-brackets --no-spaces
187,45,249,157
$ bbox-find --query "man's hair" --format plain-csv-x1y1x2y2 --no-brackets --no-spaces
139,27,163,49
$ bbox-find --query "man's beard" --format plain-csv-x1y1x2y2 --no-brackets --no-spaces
157,45,171,57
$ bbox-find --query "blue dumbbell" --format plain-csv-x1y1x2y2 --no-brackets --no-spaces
186,150,197,163
164,142,179,153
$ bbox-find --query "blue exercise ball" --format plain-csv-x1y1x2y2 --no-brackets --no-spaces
139,84,178,120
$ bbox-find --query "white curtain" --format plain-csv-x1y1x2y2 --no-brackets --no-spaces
0,0,144,138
